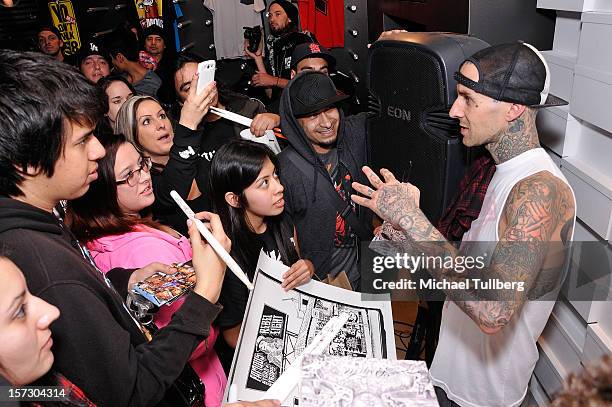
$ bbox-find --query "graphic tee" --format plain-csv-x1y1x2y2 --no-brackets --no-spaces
317,149,359,287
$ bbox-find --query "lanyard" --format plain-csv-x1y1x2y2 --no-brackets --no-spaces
55,211,153,341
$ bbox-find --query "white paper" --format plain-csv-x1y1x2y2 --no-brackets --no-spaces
226,251,396,405
239,128,282,155
264,313,350,403
300,356,439,407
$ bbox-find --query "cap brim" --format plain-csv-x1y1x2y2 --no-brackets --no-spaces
292,53,336,70
77,52,108,66
531,93,568,108
294,93,349,117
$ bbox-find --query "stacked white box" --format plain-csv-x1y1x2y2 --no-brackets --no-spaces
537,0,612,13
533,2,612,404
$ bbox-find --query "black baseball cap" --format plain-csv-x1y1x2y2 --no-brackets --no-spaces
76,39,109,66
289,71,349,117
37,25,62,40
291,42,336,70
455,42,568,108
143,25,165,40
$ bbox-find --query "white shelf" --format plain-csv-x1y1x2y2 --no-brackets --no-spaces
576,13,612,78
582,10,612,23
551,299,588,352
552,11,582,56
537,0,612,13
570,73,612,133
543,50,577,69
562,119,612,181
542,51,576,103
561,158,612,241
582,324,612,365
536,0,612,395
562,155,612,200
540,310,584,374
534,341,566,397
537,105,575,156
528,376,550,407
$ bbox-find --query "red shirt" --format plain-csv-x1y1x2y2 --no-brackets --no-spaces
298,0,344,48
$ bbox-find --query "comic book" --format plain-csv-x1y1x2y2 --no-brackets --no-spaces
133,262,196,306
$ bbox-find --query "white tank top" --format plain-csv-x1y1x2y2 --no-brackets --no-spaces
429,148,576,407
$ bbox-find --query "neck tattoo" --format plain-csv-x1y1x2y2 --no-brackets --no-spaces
488,109,540,164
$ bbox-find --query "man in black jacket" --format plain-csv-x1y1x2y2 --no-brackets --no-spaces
245,0,314,111
278,71,372,290
0,50,276,407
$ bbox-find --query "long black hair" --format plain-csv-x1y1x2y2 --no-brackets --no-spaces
209,140,297,277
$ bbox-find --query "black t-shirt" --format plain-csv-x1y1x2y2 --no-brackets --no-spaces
154,54,176,108
266,31,313,80
265,31,313,108
196,118,241,192
195,95,266,195
216,226,280,330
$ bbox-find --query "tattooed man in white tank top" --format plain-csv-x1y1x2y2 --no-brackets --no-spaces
352,43,576,407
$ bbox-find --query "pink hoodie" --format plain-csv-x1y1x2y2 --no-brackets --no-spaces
87,225,227,407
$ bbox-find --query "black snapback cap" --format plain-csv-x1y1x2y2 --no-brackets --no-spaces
291,42,336,69
289,71,349,117
455,42,568,108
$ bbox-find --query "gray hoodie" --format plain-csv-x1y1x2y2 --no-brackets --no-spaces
278,76,372,282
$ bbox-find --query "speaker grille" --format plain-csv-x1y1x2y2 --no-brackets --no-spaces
369,45,457,223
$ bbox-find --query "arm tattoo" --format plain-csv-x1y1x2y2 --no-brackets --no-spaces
394,172,574,334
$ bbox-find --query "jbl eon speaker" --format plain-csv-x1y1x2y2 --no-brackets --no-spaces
367,32,489,224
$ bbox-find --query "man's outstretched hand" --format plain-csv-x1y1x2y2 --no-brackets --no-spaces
351,166,421,230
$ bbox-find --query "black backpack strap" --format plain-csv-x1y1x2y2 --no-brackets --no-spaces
284,149,373,241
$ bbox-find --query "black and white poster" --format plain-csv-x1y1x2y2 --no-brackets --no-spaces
227,251,395,404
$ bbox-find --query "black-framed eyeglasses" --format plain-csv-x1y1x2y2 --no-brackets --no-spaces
115,156,152,187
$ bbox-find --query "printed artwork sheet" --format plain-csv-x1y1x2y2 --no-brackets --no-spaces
227,251,395,404
300,355,439,406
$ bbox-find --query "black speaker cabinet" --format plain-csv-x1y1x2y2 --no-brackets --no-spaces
368,32,488,224
374,0,555,51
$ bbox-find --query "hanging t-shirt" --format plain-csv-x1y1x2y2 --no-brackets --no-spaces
297,0,345,48
204,0,266,59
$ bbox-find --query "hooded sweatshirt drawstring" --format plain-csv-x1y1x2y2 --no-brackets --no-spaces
312,167,318,202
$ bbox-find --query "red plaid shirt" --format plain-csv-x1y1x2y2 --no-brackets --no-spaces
436,154,496,242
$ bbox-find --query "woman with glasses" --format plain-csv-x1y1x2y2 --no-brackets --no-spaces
67,134,227,407
115,81,217,235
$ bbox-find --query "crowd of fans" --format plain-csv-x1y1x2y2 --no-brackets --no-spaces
0,1,608,406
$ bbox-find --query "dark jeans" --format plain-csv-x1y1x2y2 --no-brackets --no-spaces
434,386,462,407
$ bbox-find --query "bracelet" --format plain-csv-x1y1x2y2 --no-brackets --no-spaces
276,77,280,87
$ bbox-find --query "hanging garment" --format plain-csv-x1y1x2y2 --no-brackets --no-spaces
297,0,345,48
204,0,266,59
